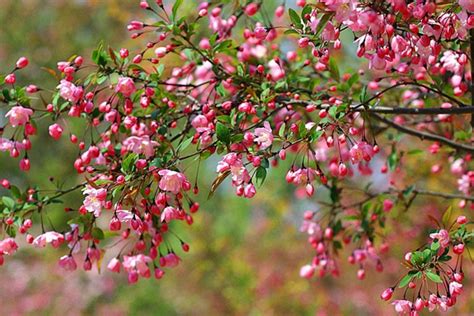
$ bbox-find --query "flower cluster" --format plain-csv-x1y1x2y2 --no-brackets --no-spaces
0,1,473,313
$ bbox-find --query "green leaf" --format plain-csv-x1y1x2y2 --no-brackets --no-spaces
426,271,443,283
216,122,231,145
407,149,423,155
255,167,267,188
328,58,340,82
177,137,194,152
301,5,312,18
359,85,368,103
347,73,359,88
442,206,453,227
398,274,413,288
387,152,398,171
314,13,333,37
121,153,139,174
288,9,303,29
9,186,21,199
172,0,184,21
2,196,15,210
91,227,105,240
278,123,286,138
410,251,424,266
431,241,440,252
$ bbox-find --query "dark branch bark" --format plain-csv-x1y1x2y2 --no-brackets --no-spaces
286,100,474,115
370,113,474,153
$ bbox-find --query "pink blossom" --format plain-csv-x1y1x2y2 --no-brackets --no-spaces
158,169,190,194
16,56,29,69
160,206,180,223
349,141,374,164
58,255,77,271
5,106,34,127
57,79,83,103
459,0,474,12
116,76,136,97
449,281,463,296
383,199,394,212
254,122,273,150
123,254,152,277
122,136,159,158
0,138,13,152
380,287,394,301
48,123,63,140
392,300,412,314
33,231,64,248
163,253,181,268
299,264,315,279
0,238,18,255
429,229,450,248
107,257,121,273
82,185,107,217
268,59,285,81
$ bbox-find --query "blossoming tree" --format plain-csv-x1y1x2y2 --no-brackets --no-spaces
1,0,474,314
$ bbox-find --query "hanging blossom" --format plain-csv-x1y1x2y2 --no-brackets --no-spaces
82,185,108,217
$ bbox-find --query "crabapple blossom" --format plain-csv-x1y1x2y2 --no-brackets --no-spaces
0,1,473,312
5,106,33,127
33,232,64,248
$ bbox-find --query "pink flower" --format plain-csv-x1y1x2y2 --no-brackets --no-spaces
5,106,34,127
48,123,64,140
116,76,136,97
122,136,158,158
57,79,83,103
160,206,180,223
0,238,18,255
244,3,259,16
163,253,181,268
107,257,121,273
429,229,450,248
349,141,374,164
383,199,394,212
16,57,29,69
0,138,13,152
268,59,285,81
123,254,152,277
33,231,64,248
254,122,273,150
158,169,190,194
459,0,474,12
244,183,256,198
392,300,412,314
82,185,107,217
380,287,394,301
116,209,143,231
299,264,315,279
58,255,77,271
449,281,463,296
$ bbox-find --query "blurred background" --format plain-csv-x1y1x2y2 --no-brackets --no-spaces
0,0,473,315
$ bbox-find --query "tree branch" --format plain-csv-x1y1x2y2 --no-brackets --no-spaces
286,100,474,115
370,113,474,153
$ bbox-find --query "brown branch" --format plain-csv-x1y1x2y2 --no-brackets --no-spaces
286,100,474,115
370,113,474,153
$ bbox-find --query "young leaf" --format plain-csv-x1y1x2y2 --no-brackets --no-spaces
216,122,231,145
328,58,340,82
288,9,303,29
426,271,443,283
255,167,267,188
398,274,413,288
172,0,184,21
